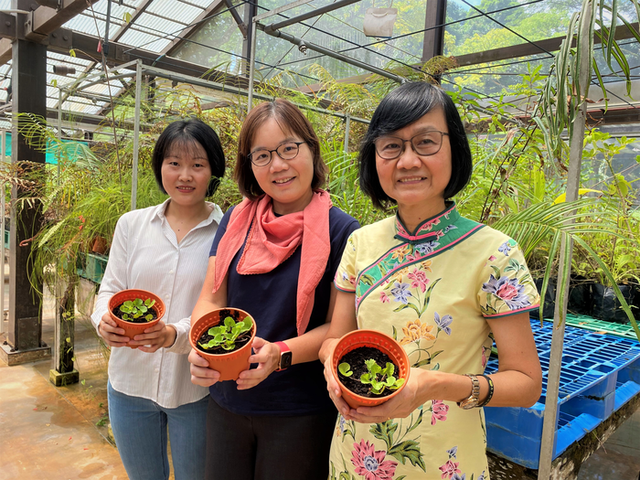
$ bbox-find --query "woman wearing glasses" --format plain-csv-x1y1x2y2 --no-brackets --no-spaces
319,82,542,479
188,98,359,480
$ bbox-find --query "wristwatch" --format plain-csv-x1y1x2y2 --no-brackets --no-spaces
457,374,481,409
275,341,292,371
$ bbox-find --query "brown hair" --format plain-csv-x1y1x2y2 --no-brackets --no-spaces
235,98,327,199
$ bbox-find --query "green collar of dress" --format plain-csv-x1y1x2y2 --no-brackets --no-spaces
394,202,461,245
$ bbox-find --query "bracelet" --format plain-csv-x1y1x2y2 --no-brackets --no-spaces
477,374,494,407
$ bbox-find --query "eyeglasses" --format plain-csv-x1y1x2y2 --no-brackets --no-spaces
374,131,449,160
248,141,306,167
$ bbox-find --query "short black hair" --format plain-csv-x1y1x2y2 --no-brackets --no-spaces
152,118,226,197
359,82,472,209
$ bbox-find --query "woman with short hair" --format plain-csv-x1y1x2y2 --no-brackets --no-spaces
320,82,542,480
189,98,359,480
92,118,226,480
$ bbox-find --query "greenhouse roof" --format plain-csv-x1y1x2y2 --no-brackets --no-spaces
0,0,639,133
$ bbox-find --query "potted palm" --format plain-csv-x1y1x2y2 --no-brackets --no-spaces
331,330,410,408
190,308,256,381
108,289,166,348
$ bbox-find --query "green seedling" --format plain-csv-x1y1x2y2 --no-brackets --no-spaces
351,358,405,395
120,298,156,322
199,316,253,351
338,362,353,377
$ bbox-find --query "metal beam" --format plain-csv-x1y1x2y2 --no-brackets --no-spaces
161,0,224,57
258,24,405,84
263,0,360,33
454,21,639,67
27,0,100,41
422,0,447,63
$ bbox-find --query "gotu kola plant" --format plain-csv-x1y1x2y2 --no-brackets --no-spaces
199,316,253,352
339,359,405,395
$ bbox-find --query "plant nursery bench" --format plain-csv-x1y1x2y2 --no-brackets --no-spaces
485,320,640,480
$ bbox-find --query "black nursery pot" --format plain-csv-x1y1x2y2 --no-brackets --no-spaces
531,278,556,320
567,276,594,316
591,283,638,324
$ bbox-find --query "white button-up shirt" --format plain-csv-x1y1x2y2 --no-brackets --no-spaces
91,199,222,408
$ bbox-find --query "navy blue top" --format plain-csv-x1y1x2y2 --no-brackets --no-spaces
208,205,360,416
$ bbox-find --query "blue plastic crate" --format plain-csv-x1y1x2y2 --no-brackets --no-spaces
485,320,640,469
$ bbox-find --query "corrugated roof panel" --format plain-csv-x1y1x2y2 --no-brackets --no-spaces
118,29,171,51
148,0,203,24
135,12,186,36
177,0,213,8
63,13,107,37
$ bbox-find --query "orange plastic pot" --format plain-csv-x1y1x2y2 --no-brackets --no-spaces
108,289,166,349
190,308,256,382
332,329,410,409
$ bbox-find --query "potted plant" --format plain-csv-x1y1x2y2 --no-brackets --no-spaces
331,330,410,409
189,308,256,381
108,289,166,348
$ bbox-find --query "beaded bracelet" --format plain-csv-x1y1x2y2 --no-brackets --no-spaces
477,374,494,407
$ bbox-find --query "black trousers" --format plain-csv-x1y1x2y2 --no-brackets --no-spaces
205,396,337,480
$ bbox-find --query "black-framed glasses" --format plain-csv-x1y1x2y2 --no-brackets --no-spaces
248,141,306,167
374,131,449,160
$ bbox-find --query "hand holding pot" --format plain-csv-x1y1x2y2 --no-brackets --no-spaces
345,368,429,424
188,348,221,387
98,312,131,348
131,321,177,353
236,337,279,390
322,340,355,419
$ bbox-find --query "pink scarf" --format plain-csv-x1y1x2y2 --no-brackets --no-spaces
213,190,332,335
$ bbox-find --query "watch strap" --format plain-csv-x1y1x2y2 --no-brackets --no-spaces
457,374,481,409
275,341,291,371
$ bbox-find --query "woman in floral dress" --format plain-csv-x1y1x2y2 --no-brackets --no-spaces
319,82,542,480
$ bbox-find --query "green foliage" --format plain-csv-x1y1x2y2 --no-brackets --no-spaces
338,362,353,377
199,316,253,351
340,359,406,396
119,298,156,322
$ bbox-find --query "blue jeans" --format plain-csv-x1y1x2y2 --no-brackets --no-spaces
108,382,207,480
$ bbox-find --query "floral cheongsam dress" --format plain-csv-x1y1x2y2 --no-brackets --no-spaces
329,203,540,480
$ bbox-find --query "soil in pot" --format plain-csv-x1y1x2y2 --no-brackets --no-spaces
195,310,253,355
337,346,399,399
112,302,159,324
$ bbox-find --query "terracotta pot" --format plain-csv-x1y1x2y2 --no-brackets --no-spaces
92,236,108,254
108,289,166,349
332,329,410,409
190,308,256,382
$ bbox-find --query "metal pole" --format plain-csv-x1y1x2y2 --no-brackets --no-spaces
131,60,142,211
344,114,350,154
258,25,406,84
264,0,360,32
57,88,62,181
1,130,6,335
537,1,593,477
247,20,257,114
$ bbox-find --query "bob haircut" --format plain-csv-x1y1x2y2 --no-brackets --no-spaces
359,82,472,210
152,118,226,197
235,98,327,199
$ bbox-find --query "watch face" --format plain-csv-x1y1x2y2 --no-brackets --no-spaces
280,351,293,370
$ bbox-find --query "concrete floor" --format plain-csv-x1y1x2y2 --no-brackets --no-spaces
1,263,640,480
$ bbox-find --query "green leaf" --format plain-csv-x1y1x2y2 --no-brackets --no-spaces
388,440,426,471
338,362,353,377
369,420,397,450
